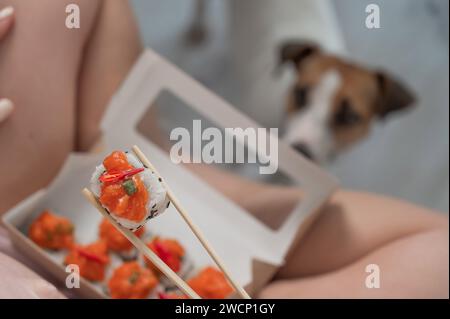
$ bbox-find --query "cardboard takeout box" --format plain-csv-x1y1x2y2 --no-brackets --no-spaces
2,50,338,298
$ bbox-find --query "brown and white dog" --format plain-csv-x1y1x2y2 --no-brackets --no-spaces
280,41,416,163
184,1,416,164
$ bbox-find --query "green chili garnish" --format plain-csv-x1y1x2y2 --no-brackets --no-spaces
122,179,137,196
129,271,140,285
45,231,53,242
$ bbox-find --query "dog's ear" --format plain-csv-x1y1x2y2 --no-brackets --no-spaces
374,71,416,119
279,41,320,69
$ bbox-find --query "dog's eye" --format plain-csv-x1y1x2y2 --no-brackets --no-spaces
334,99,361,126
294,86,309,109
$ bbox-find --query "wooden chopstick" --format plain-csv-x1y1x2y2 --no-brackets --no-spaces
132,145,251,299
82,188,201,299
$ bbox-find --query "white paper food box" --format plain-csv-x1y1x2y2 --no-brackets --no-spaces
2,50,338,298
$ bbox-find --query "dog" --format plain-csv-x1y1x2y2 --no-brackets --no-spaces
279,41,416,163
183,1,416,164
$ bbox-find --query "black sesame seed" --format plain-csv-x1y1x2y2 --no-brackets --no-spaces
158,177,162,182
152,204,156,209
166,202,170,208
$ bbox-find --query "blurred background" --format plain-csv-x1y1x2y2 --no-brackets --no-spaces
130,0,449,214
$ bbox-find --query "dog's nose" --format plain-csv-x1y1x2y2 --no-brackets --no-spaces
292,143,315,161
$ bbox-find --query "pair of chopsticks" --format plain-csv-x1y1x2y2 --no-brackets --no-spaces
82,145,250,299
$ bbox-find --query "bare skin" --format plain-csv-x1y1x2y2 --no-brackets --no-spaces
0,0,448,299
261,190,449,298
0,0,141,214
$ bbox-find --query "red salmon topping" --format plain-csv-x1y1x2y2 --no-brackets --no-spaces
99,151,149,222
28,210,74,250
75,247,109,264
158,292,188,299
64,241,110,282
103,151,133,172
99,218,145,252
108,261,159,299
144,237,185,274
187,267,233,299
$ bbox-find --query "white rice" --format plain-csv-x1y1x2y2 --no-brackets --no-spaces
90,152,170,230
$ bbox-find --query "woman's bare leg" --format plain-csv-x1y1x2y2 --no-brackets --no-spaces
0,0,101,214
259,190,449,298
76,0,142,151
261,229,448,298
0,0,140,214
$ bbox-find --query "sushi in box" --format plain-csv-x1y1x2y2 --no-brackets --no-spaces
138,234,195,287
2,50,337,298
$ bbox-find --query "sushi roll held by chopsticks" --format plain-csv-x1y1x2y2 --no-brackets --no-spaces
84,146,250,299
90,151,170,231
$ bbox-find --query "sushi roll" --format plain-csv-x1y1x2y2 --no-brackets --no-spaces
64,240,110,282
107,261,159,299
90,151,170,230
28,210,74,250
99,218,145,259
187,266,233,299
142,236,192,283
